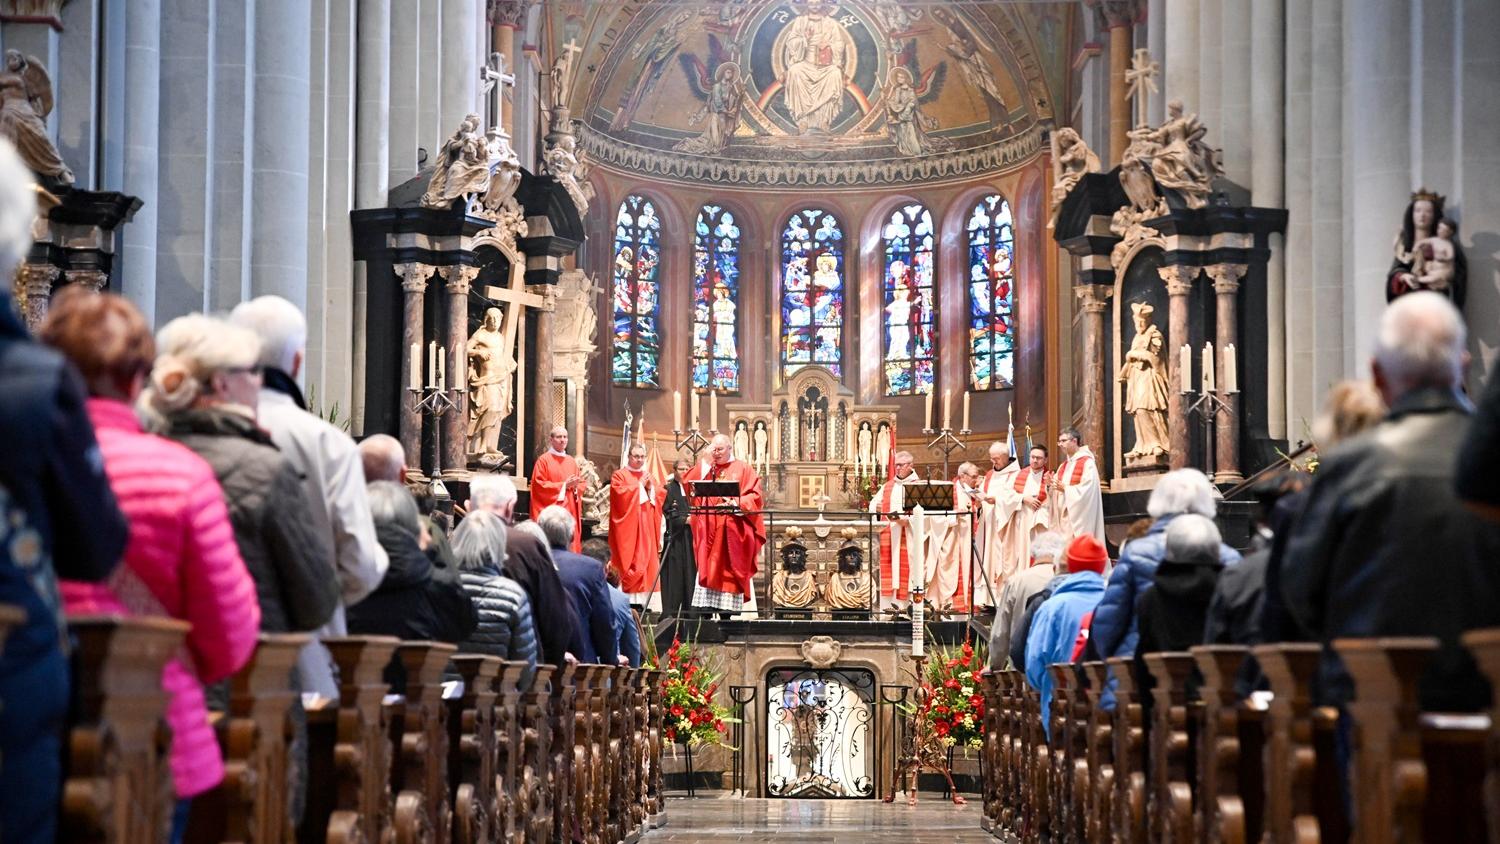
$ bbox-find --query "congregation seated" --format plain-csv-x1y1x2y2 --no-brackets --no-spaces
1022,535,1107,736
348,480,476,646
989,531,1064,670
450,508,539,683
538,504,620,665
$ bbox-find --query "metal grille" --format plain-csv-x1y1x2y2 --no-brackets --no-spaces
766,667,876,799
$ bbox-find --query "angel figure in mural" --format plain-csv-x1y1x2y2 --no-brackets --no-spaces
674,60,746,155
1148,99,1221,209
0,51,70,184
1118,302,1169,461
468,306,518,456
883,66,950,157
780,0,853,134
422,113,490,210
611,8,696,131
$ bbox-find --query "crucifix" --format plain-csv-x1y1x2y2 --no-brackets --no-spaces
482,51,517,134
482,265,548,478
1125,48,1160,128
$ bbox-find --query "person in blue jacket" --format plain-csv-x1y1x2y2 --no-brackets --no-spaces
1024,535,1109,739
1090,469,1241,709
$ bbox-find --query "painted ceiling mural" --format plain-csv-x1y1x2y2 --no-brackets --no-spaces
548,1,1074,189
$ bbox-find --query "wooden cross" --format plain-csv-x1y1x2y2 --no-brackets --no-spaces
559,38,584,85
484,51,517,131
1125,48,1160,128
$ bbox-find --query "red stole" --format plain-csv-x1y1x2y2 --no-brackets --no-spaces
690,460,766,598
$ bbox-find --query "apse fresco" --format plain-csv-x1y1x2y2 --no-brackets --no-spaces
612,195,663,388
881,203,935,396
781,208,844,378
967,194,1016,391
692,205,742,392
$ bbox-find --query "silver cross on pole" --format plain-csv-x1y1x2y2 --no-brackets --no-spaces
482,51,517,133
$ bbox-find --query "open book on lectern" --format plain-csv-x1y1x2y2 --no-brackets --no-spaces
689,479,741,499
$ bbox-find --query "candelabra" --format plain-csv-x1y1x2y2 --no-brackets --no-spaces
1184,385,1237,479
671,427,708,459
921,425,971,480
409,382,460,416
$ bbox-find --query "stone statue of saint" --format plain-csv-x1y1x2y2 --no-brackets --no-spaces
1119,302,1169,461
733,420,751,464
856,421,873,475
753,420,769,472
1146,99,1221,209
1049,128,1100,226
0,51,71,184
466,306,517,455
874,422,892,476
422,113,490,210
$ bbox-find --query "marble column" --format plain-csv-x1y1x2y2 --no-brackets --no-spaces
1163,0,1198,115
1251,0,1287,438
1105,3,1134,165
1208,264,1245,484
397,263,431,474
439,0,478,137
1159,265,1194,470
442,265,477,478
1218,0,1251,186
529,283,558,460
353,0,391,434
417,0,443,155
1146,0,1166,124
19,264,60,333
250,0,312,309
114,0,161,324
1074,284,1113,459
388,0,421,183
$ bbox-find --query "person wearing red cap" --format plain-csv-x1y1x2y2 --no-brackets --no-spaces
1022,534,1108,738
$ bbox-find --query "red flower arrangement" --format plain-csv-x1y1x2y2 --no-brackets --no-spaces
916,637,987,751
648,635,736,749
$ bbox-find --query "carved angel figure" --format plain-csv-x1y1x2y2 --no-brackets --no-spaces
1048,128,1099,226
0,51,72,184
1147,99,1222,209
544,134,592,214
421,113,490,210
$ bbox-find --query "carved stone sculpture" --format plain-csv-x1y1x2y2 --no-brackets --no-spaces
0,50,71,184
466,306,516,457
1119,302,1169,462
552,268,600,381
422,113,489,210
576,455,609,530
1146,99,1221,209
544,133,593,215
824,528,871,610
1048,128,1099,226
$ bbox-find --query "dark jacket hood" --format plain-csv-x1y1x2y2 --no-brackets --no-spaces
376,521,433,590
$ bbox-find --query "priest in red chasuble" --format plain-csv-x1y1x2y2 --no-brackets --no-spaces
530,425,586,552
690,434,766,616
608,443,666,603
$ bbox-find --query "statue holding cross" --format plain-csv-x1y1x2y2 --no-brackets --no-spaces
551,38,584,117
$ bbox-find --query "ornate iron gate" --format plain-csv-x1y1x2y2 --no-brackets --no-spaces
765,667,875,798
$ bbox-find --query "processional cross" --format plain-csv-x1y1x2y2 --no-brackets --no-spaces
1124,48,1159,127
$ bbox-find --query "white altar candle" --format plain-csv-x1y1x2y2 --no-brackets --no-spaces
437,350,446,391
911,598,925,658
673,390,682,431
1224,344,1238,394
690,390,700,431
710,389,718,433
1179,344,1192,394
924,390,933,431
408,343,421,391
1202,342,1215,393
428,341,438,389
943,389,952,430
962,391,971,432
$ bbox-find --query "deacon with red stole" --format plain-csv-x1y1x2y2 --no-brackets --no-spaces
1051,427,1105,543
530,425,586,552
973,442,1019,608
690,434,767,615
608,442,666,604
995,444,1051,585
870,450,922,607
930,462,982,613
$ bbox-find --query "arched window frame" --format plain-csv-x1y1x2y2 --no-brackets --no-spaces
692,204,741,392
880,202,937,396
965,194,1017,391
779,208,845,378
611,195,663,388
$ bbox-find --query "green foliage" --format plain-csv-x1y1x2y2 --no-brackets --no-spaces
306,384,352,433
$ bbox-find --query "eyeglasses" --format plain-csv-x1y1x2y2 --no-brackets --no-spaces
222,365,263,377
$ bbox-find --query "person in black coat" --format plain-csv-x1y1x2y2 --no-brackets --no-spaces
538,504,620,665
659,459,698,618
0,150,128,841
349,481,478,650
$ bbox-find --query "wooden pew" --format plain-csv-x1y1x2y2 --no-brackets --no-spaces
570,665,601,844
447,654,501,844
390,642,457,842
626,668,649,835
550,662,579,844
1142,652,1195,844
522,664,555,844
494,661,529,843
1105,656,1147,844
978,672,1002,833
1191,644,1254,844
185,632,310,844
644,668,665,826
1253,643,1343,844
1078,662,1114,844
1046,664,1084,844
1464,628,1500,843
304,635,400,844
60,615,189,844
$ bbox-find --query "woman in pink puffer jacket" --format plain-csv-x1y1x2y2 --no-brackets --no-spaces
40,289,261,830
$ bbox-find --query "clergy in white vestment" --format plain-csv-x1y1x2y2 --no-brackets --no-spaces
870,450,923,608
973,441,1019,608
929,462,981,613
994,444,1052,587
1051,427,1106,543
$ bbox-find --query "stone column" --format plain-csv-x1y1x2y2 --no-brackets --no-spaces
489,0,525,138
1197,0,1223,145
19,264,60,332
529,283,558,459
1163,0,1198,115
1208,264,1246,484
396,263,431,475
1218,0,1251,186
441,265,477,479
1146,0,1166,124
354,0,392,435
440,0,479,136
115,0,161,324
1074,284,1113,459
1251,0,1287,438
388,0,421,184
1102,1,1136,165
250,0,312,310
1159,264,1195,470
1309,0,1344,381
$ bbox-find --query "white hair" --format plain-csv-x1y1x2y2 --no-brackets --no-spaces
366,480,421,536
469,473,518,513
451,509,509,573
1029,531,1065,564
1146,468,1217,519
144,314,262,413
1164,513,1222,564
0,139,36,278
358,434,405,483
229,295,308,375
511,519,550,555
1373,291,1466,393
893,450,914,463
536,503,576,549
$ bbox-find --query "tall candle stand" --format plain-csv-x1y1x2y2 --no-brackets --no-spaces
921,426,971,480
1184,386,1236,478
671,427,708,460
407,382,461,478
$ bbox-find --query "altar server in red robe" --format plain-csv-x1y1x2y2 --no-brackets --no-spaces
691,434,766,617
608,442,666,604
531,425,585,552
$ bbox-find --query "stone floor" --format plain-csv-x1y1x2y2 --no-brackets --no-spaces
639,793,993,842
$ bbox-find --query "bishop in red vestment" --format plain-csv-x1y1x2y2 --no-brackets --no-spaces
608,443,666,599
691,434,766,613
530,425,585,552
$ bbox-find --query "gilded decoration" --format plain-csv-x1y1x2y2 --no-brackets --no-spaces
551,0,1068,188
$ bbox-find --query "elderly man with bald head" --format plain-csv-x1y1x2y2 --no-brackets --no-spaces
689,433,767,617
530,425,586,552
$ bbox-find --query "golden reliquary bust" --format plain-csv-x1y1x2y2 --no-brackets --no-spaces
823,528,870,610
772,526,818,609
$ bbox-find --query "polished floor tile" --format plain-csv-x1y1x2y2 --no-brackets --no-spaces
642,793,993,841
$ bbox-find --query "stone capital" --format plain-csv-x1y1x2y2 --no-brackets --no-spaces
394,262,433,293
1206,263,1248,294
486,0,529,28
1090,0,1142,28
439,264,479,293
526,283,558,312
18,262,60,296
1158,264,1197,296
64,269,109,292
1074,283,1113,314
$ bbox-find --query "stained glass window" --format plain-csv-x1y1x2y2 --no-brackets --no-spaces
611,195,662,388
692,205,741,391
966,194,1016,390
780,208,845,378
881,203,936,396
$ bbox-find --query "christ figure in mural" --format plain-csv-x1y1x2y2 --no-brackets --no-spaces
810,253,839,323
780,1,851,133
